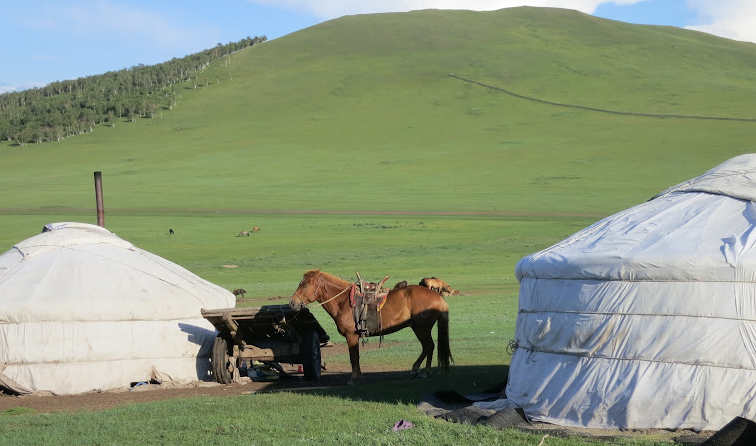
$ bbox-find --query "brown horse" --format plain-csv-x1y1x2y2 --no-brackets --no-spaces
290,269,452,384
419,277,452,294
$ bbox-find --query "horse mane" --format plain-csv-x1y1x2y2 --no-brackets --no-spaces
309,270,352,288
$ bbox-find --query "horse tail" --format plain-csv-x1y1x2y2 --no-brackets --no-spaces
437,310,453,370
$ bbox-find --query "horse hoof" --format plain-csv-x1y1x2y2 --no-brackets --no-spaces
410,370,430,379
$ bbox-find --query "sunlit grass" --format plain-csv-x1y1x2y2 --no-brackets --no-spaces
1,7,754,445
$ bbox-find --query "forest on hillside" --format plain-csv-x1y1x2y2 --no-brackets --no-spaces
0,36,266,146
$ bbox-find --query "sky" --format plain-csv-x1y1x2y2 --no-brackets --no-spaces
1,0,755,94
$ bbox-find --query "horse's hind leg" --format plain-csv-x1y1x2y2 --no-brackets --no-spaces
410,325,435,378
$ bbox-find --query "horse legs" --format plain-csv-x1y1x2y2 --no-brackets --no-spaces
346,333,362,385
410,325,435,378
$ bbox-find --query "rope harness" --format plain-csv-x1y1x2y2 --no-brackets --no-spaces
309,278,353,308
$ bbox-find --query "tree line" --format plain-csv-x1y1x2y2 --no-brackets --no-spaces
0,36,267,146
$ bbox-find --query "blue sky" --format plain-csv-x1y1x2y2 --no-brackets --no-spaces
594,0,699,27
1,0,754,93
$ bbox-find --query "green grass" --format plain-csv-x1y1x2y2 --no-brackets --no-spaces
0,212,588,298
0,391,675,445
1,6,754,445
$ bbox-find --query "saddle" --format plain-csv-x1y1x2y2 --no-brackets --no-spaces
350,272,390,337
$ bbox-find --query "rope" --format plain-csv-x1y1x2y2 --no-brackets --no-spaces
309,282,353,308
506,339,519,355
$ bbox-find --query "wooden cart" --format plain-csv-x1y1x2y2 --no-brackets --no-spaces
201,304,330,383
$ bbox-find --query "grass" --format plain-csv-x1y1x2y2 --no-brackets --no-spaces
0,375,675,446
0,212,588,298
2,6,755,445
0,218,686,446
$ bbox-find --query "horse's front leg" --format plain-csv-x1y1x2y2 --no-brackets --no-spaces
346,333,362,385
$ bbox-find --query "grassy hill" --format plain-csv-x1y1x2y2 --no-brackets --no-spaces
2,7,755,219
2,9,756,443
1,6,756,293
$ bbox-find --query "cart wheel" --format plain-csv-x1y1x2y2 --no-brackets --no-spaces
212,335,236,384
301,330,322,382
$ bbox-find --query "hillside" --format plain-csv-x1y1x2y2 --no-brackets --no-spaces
2,6,755,218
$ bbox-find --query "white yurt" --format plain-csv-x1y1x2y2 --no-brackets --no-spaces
496,154,756,431
0,222,235,395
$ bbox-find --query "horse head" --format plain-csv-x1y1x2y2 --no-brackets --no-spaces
290,269,322,311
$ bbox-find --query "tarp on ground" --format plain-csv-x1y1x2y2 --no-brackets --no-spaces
0,222,235,395
494,154,756,431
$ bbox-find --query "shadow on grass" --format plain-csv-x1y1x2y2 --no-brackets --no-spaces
257,364,509,405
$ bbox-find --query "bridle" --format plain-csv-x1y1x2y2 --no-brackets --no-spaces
311,282,353,307
293,273,353,308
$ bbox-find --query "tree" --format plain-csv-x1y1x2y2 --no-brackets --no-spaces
0,35,266,145
13,125,34,146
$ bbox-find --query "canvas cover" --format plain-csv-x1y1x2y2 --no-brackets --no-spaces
0,222,235,395
487,154,756,431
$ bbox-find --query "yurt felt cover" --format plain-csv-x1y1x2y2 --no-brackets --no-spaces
0,222,235,395
495,154,756,431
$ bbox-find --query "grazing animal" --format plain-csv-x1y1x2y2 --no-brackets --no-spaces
393,280,408,289
238,231,250,237
252,226,261,232
290,269,452,384
232,288,246,298
169,229,174,235
419,277,452,294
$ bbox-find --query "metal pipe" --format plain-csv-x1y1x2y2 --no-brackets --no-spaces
94,171,104,228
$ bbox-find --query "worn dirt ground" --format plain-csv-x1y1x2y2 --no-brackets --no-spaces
0,343,396,413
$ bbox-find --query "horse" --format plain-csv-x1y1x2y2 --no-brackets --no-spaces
238,230,250,237
232,288,246,298
419,277,452,294
252,226,261,232
290,269,452,384
393,280,408,289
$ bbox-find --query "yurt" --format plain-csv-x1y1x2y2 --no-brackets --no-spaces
0,222,235,395
499,154,756,431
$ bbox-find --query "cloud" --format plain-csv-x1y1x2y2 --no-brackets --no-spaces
0,81,47,94
685,0,756,43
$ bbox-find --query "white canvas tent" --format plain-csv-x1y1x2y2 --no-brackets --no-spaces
486,154,756,431
0,222,235,395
